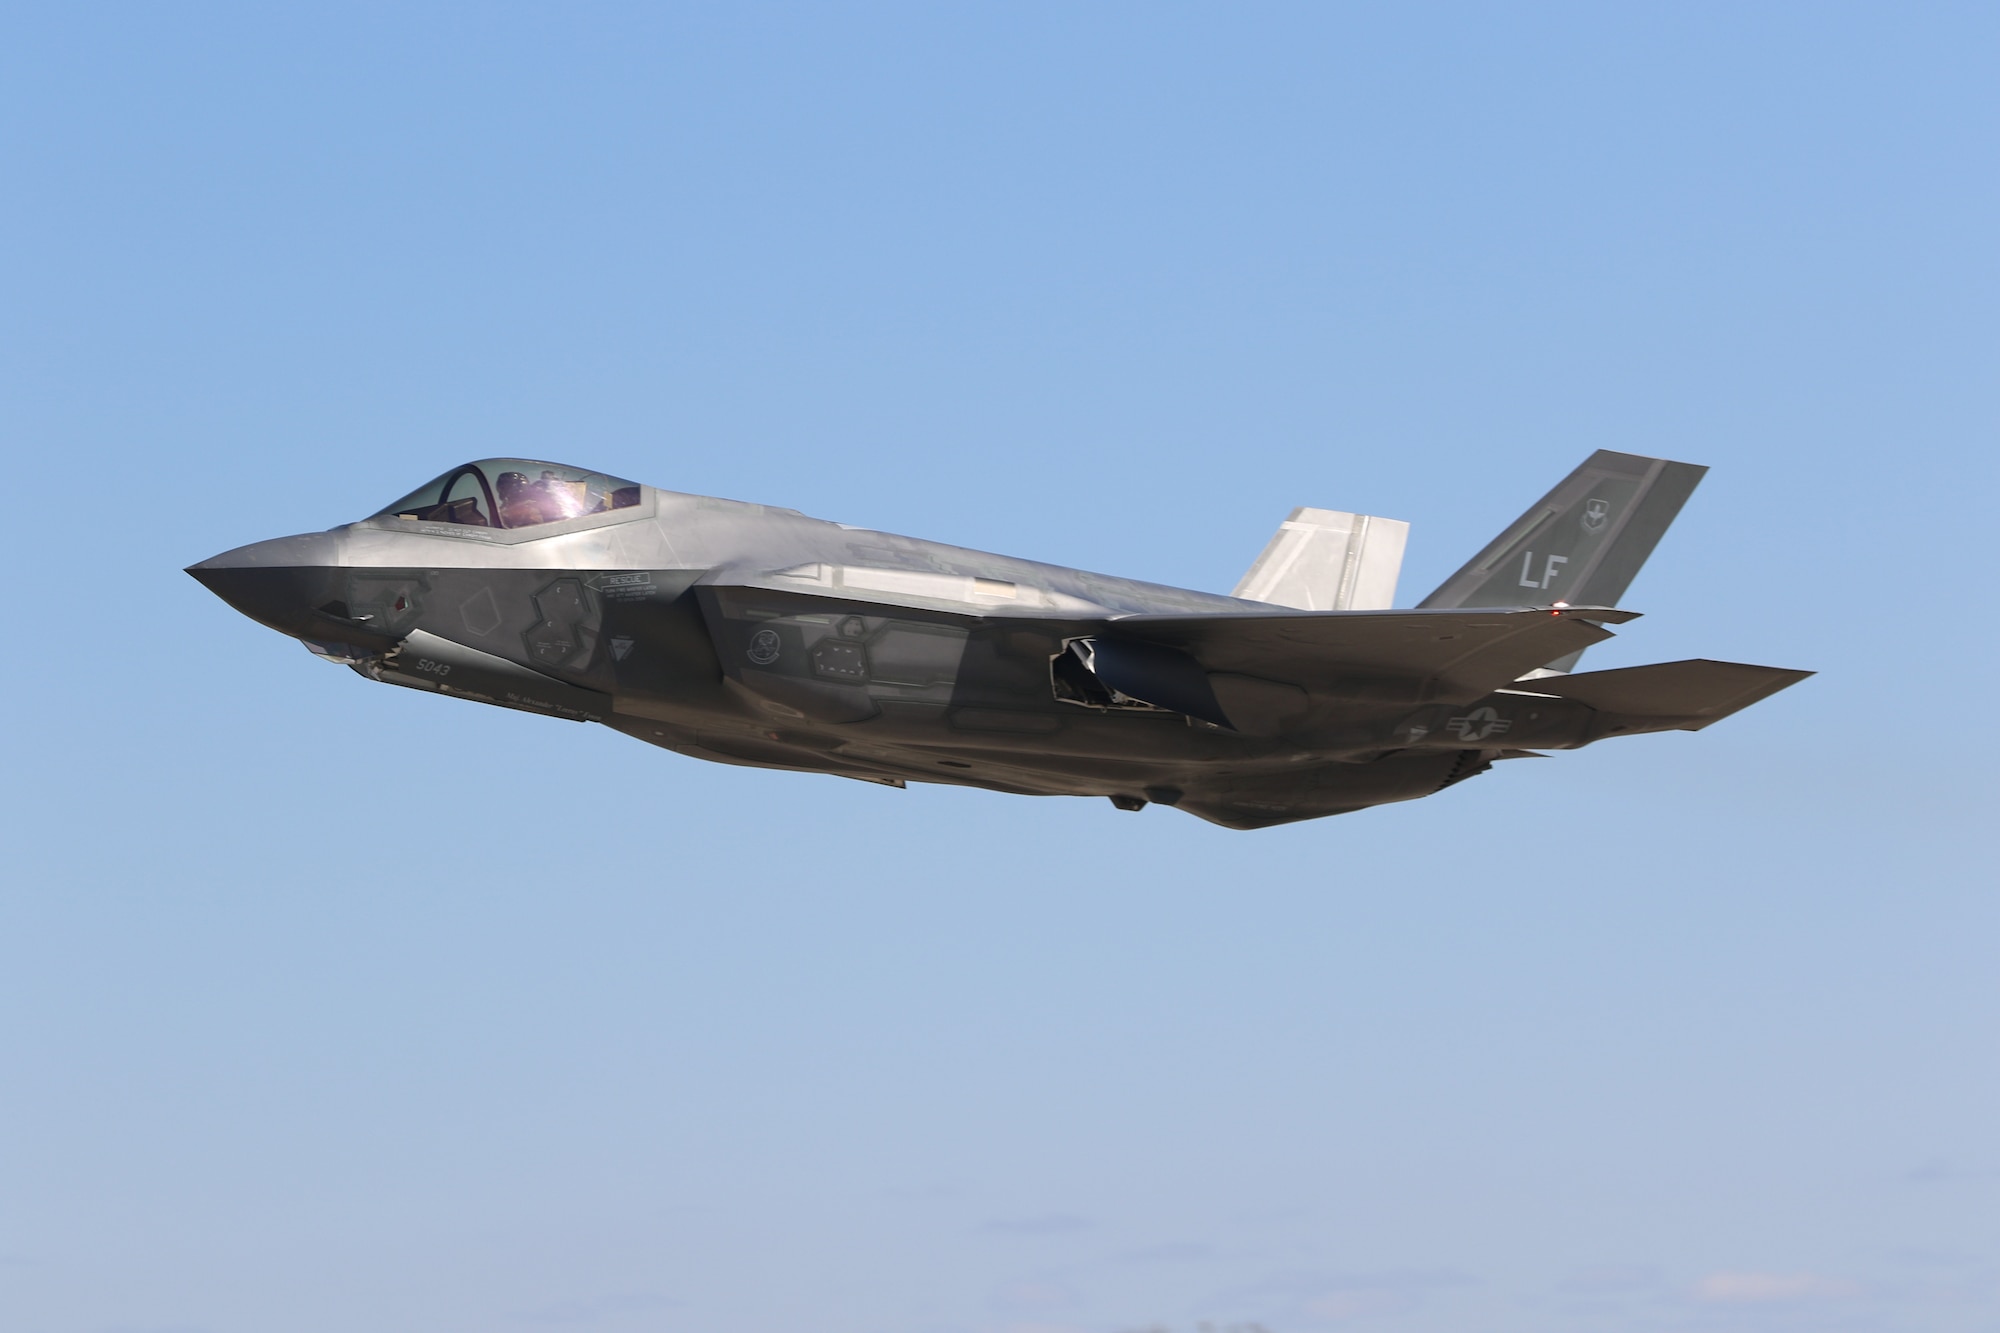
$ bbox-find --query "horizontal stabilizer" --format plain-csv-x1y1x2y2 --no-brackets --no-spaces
1235,508,1409,611
1521,658,1811,729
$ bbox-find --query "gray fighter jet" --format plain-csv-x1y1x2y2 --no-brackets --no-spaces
189,452,1807,828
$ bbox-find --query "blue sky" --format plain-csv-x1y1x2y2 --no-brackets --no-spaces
2,5,1995,1332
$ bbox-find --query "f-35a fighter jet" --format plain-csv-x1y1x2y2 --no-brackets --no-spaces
190,452,1807,829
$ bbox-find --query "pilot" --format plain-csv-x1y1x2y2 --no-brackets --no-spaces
537,469,595,520
497,470,549,528
497,468,601,527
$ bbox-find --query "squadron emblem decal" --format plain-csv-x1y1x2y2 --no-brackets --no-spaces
1582,497,1611,533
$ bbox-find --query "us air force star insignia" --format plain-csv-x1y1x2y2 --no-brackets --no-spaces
1445,706,1512,742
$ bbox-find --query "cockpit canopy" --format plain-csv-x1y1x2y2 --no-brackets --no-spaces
374,459,642,531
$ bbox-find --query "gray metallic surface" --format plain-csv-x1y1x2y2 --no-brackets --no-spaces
1234,508,1409,611
1417,449,1708,675
190,454,1808,829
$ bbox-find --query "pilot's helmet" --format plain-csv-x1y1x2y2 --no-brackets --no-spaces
497,471,531,500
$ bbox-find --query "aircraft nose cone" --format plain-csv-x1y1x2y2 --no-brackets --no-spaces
187,563,336,637
186,532,359,641
189,530,342,573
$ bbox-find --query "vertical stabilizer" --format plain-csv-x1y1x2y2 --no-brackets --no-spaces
1235,508,1409,611
1418,449,1705,673
1419,450,1705,611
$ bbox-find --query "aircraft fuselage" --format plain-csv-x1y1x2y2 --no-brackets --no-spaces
191,457,1805,828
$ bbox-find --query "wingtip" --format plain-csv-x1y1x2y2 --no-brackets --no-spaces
1553,604,1642,625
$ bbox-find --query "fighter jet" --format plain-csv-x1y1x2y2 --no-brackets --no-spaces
188,451,1807,829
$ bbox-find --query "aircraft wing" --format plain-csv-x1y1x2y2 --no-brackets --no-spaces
694,576,1640,725
1108,605,1637,705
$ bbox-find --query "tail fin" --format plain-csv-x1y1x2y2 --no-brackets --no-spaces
1234,508,1409,611
1418,450,1706,613
1417,450,1705,674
